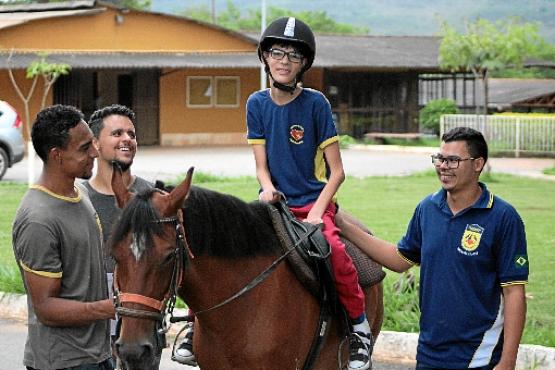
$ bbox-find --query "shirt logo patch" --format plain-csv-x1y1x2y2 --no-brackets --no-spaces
289,124,304,144
514,255,528,269
461,224,484,252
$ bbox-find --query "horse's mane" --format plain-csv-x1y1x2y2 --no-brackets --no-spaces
110,186,282,259
183,186,282,258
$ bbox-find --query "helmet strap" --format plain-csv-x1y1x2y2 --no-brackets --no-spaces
272,79,297,94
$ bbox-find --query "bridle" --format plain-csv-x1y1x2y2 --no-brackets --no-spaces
112,201,331,370
112,208,190,333
112,205,300,325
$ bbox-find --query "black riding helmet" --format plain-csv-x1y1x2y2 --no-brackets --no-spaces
258,17,316,93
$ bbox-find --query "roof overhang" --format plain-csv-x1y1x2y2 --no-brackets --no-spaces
0,51,259,69
1,51,444,72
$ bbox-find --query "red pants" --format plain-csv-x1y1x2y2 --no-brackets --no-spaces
289,202,365,319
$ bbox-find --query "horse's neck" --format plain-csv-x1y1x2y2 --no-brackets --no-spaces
183,189,281,258
179,253,336,370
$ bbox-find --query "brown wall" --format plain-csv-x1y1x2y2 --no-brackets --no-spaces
303,68,325,91
0,9,254,51
160,67,260,145
0,7,258,145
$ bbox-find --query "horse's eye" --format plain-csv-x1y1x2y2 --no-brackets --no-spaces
162,252,175,265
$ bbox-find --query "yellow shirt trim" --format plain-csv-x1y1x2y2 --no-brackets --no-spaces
486,192,494,208
20,261,62,278
248,138,266,145
30,184,82,203
397,250,418,266
501,281,528,287
319,135,339,150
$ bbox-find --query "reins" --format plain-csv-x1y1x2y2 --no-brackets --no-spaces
113,205,322,323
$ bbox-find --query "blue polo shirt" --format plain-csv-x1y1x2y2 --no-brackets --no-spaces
246,88,338,206
398,183,529,368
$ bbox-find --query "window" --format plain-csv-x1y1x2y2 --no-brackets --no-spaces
186,76,240,108
187,77,212,107
215,77,240,107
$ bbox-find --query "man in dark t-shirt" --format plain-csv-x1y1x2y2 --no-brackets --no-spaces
83,104,154,367
85,104,153,272
12,105,114,370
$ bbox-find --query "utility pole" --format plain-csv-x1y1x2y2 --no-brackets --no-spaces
260,0,267,90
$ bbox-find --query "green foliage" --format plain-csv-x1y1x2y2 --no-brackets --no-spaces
490,67,555,79
439,17,545,75
178,1,368,34
438,17,546,114
339,135,357,148
0,265,24,294
121,0,151,10
543,165,555,176
492,40,555,78
419,99,459,134
381,271,420,332
26,53,70,80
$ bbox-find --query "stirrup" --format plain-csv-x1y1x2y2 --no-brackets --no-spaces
347,331,373,370
171,322,198,366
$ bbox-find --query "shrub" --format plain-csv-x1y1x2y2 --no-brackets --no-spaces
339,134,357,148
419,99,459,134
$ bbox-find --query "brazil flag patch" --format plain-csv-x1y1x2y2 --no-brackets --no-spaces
514,255,529,269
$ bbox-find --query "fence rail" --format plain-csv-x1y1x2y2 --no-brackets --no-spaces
440,115,555,156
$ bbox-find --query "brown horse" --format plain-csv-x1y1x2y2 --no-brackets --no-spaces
110,167,383,370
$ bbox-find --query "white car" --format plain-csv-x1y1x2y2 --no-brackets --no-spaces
0,100,25,180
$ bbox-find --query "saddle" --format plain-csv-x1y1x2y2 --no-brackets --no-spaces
268,202,386,297
272,200,338,306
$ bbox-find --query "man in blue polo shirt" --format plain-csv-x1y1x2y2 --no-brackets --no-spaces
338,127,528,370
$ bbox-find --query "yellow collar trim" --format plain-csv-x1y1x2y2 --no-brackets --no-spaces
30,184,82,203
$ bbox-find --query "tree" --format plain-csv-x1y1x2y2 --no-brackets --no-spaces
439,17,544,114
178,0,369,34
120,0,151,10
7,51,71,184
7,51,71,139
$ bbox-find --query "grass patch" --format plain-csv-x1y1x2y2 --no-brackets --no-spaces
1,173,553,346
363,136,440,147
338,134,440,148
543,165,555,176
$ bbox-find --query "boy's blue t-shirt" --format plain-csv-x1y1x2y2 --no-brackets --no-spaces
246,88,339,206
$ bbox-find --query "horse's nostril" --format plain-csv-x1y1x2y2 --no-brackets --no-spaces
116,340,154,362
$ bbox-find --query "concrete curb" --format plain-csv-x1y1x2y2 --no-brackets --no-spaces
2,292,554,369
373,331,555,370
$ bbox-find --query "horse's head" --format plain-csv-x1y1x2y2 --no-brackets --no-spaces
110,163,193,370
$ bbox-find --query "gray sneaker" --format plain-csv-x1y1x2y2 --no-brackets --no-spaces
348,331,373,370
172,323,197,366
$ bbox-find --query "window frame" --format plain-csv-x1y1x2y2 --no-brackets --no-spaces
186,76,213,108
186,76,240,108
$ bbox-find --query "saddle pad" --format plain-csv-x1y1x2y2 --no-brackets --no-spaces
267,205,386,297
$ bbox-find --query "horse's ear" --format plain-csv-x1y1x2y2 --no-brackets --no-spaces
111,161,133,208
168,167,194,208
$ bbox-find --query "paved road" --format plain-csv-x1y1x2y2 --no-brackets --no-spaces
3,144,554,183
1,318,414,370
